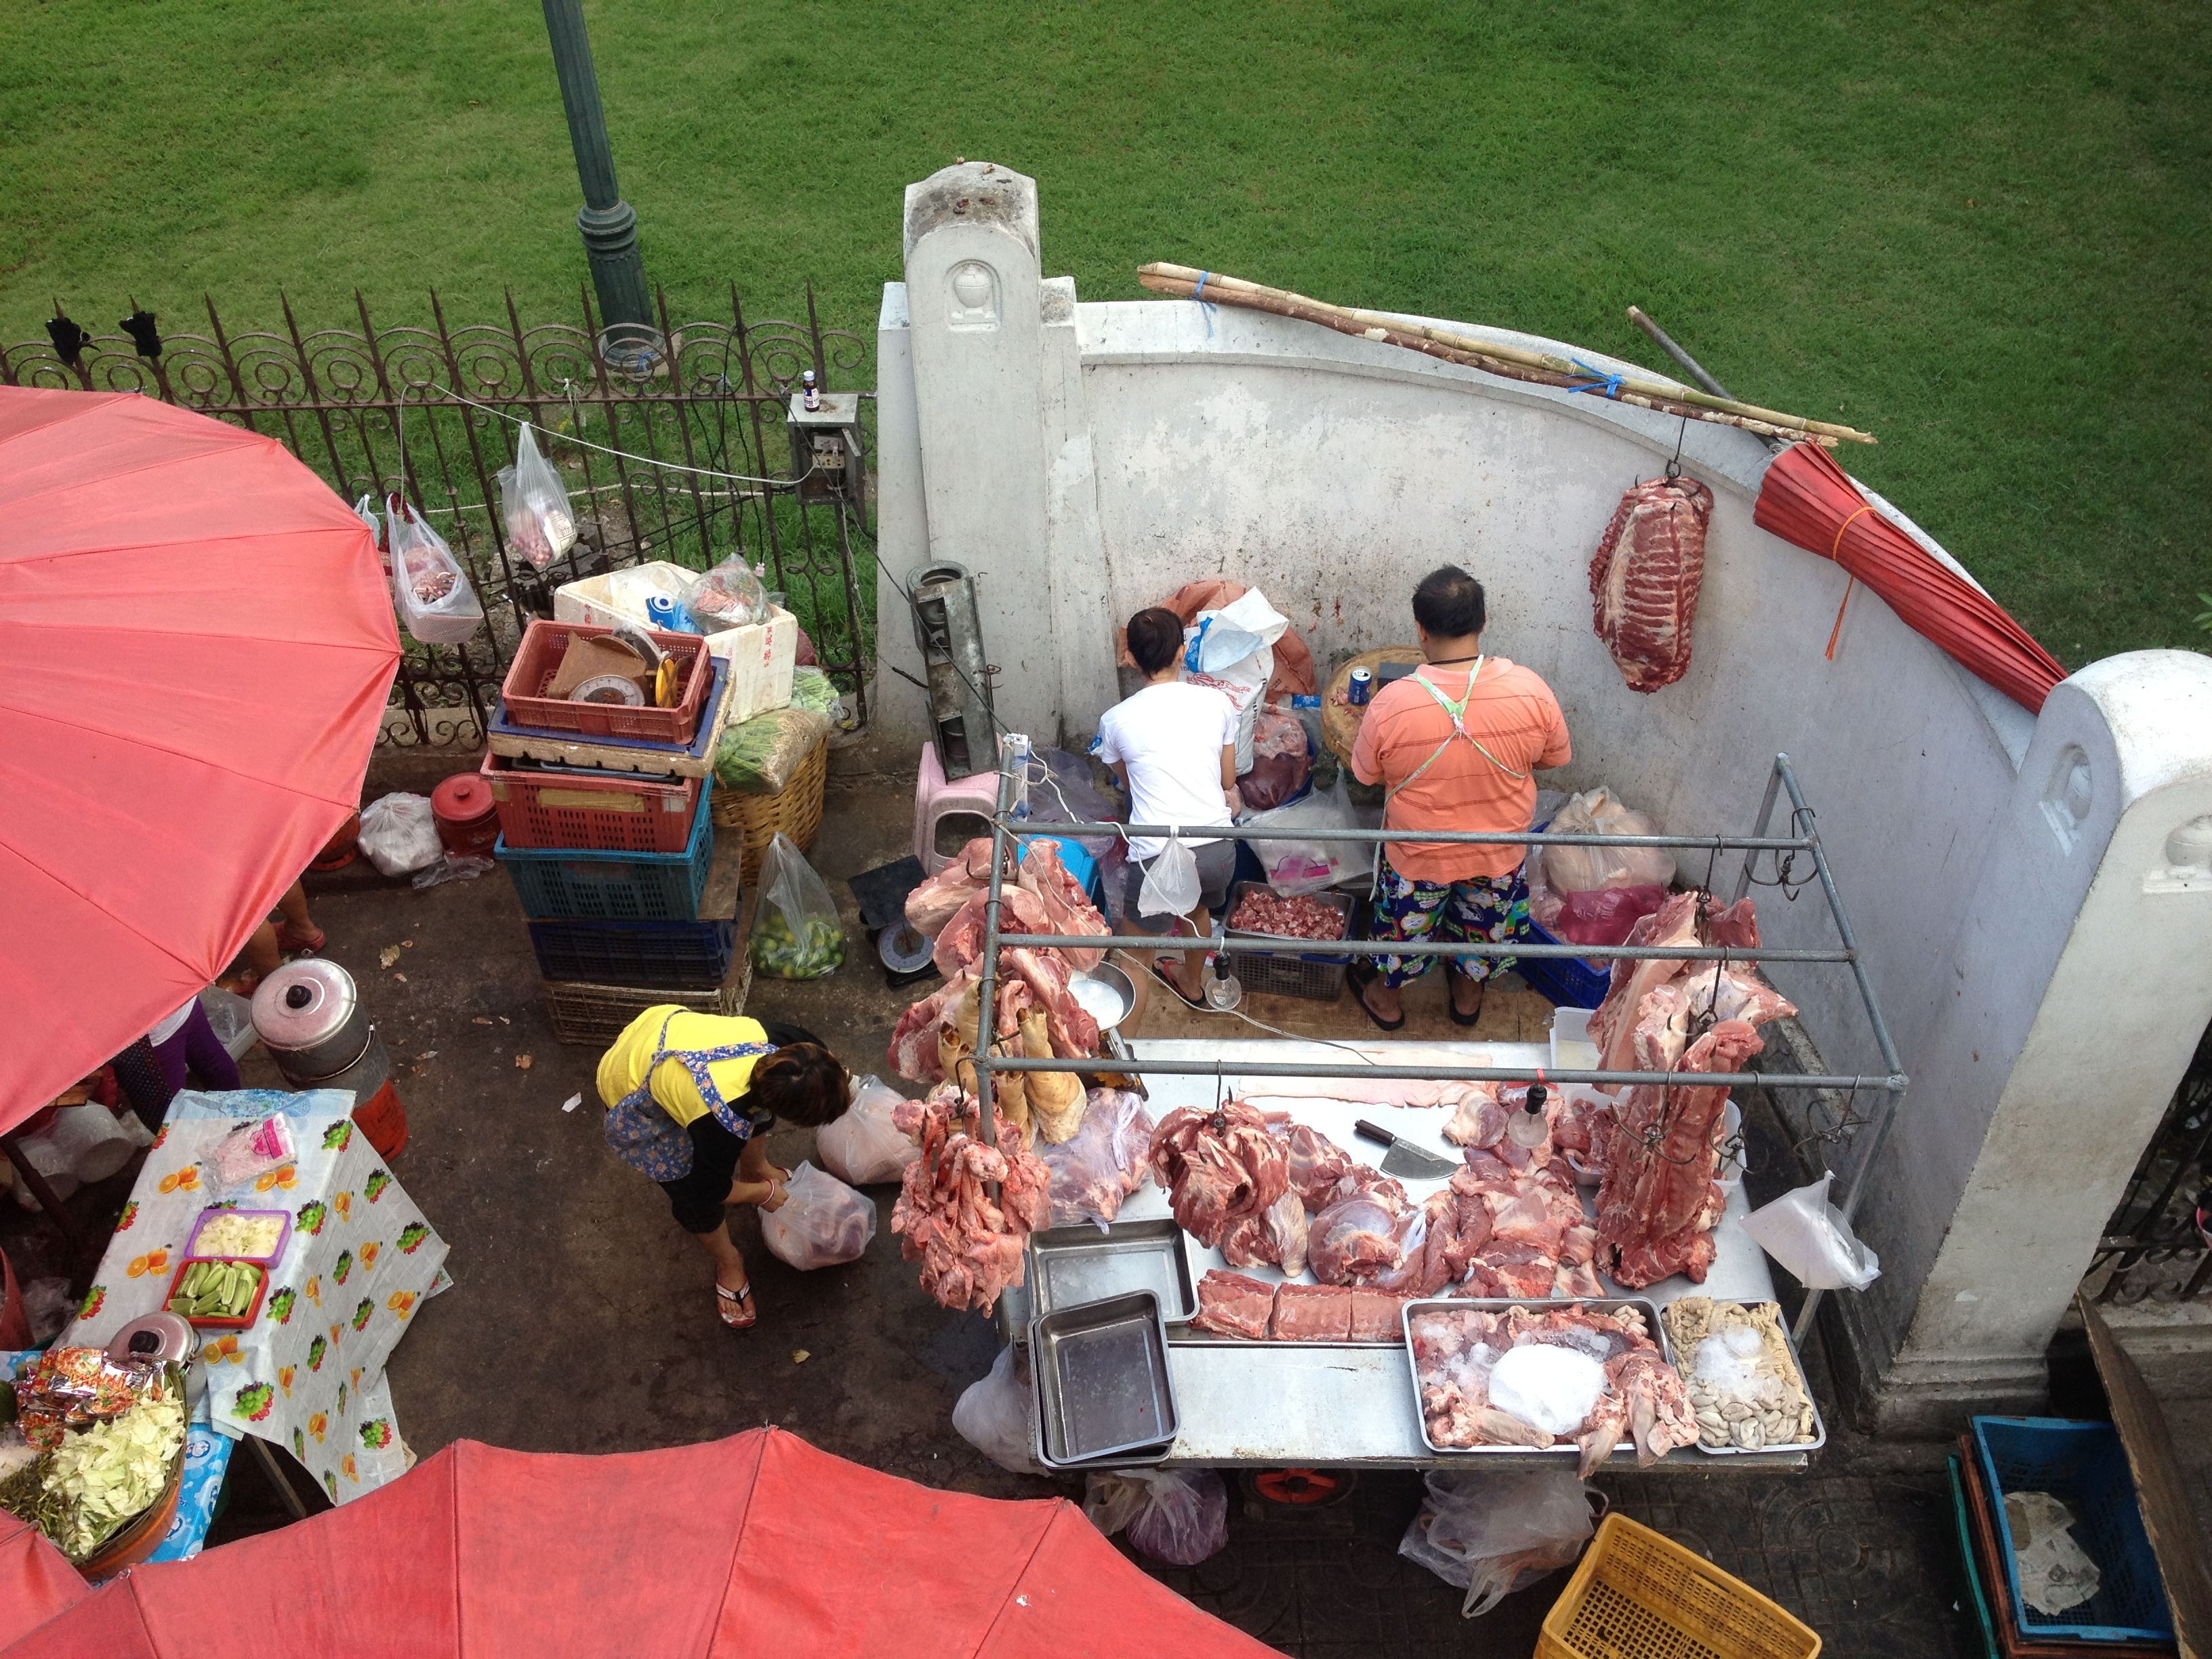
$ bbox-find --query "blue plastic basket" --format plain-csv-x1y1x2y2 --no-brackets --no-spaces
527,916,738,989
497,790,714,920
1970,1416,2173,1643
1513,819,1617,1009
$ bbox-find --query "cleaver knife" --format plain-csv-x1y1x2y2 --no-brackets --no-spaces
1352,1119,1458,1180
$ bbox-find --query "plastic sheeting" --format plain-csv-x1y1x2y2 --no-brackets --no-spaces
0,388,396,1130
3,1428,1277,1658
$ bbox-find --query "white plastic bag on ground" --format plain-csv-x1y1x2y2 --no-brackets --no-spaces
758,1161,876,1269
1742,1172,1881,1290
357,792,445,876
497,422,577,571
1137,833,1202,918
953,1347,1042,1474
1083,1471,1153,1538
816,1076,919,1186
1399,1467,1597,1617
1125,1469,1231,1565
1543,787,1677,893
1241,779,1364,895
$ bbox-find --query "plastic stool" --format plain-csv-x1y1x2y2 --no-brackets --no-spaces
913,743,1004,874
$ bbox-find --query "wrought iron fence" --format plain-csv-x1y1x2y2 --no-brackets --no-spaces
3,285,876,745
2089,1019,2212,1304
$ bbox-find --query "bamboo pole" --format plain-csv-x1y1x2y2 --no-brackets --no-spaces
1137,262,1875,447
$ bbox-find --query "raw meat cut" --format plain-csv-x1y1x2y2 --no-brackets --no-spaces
1227,890,1346,941
1307,1168,1425,1287
1149,1102,1291,1248
888,939,1102,1086
905,838,1000,934
1409,1303,1675,1471
1220,1187,1309,1278
1269,1282,1351,1341
1014,838,1110,970
1441,1086,1505,1149
1589,474,1714,693
1191,1269,1276,1339
1348,1290,1412,1342
888,1084,1052,1312
1039,1088,1154,1227
1284,1123,1355,1208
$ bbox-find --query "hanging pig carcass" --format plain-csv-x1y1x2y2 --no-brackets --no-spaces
1589,474,1715,693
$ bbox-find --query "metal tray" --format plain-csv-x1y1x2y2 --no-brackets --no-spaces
1399,1296,1668,1458
1031,1290,1181,1465
1027,1220,1196,1324
1658,1299,1828,1457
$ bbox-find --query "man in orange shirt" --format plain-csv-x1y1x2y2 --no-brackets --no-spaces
1349,567,1572,1029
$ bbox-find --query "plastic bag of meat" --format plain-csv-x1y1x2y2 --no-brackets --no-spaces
816,1075,920,1187
1237,708,1313,811
1040,1088,1155,1228
1399,1467,1597,1618
1589,472,1714,693
1125,1469,1231,1566
759,1162,878,1270
953,1346,1043,1475
1542,788,1677,894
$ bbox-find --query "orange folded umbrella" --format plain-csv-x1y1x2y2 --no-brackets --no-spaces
1753,440,2066,712
0,387,397,1129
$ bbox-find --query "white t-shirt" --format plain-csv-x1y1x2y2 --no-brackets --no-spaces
1093,682,1237,859
147,996,199,1046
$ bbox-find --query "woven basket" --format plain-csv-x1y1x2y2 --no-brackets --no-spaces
711,735,828,888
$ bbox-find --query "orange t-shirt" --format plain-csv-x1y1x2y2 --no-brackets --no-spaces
1349,658,1571,881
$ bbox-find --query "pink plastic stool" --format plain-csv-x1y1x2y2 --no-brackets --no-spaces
913,743,1004,874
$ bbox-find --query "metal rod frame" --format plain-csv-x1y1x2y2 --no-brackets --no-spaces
968,751,1908,1349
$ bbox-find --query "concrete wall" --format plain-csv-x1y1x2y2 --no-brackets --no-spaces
871,162,2212,1431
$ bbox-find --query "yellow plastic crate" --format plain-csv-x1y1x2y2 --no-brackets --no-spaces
1540,1514,1822,1659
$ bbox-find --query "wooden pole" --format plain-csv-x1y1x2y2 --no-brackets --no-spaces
1137,263,1875,447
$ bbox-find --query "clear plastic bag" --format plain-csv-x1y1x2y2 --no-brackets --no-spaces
1240,708,1313,812
1040,1088,1155,1228
1542,787,1677,893
1525,845,1667,949
1083,1472,1151,1538
1241,779,1366,896
1125,1469,1231,1566
497,422,577,571
686,554,769,631
1741,1172,1881,1290
952,1346,1042,1474
758,1161,877,1269
749,833,847,979
386,494,484,646
714,704,832,794
352,491,388,578
815,1076,920,1187
1137,832,1202,918
1399,1467,1597,1617
357,792,445,876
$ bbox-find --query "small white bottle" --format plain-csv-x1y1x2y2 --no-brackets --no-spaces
801,369,821,412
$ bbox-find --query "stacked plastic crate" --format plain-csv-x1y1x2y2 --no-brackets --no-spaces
485,620,748,1045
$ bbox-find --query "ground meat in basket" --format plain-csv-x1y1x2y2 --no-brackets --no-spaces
1228,891,1346,941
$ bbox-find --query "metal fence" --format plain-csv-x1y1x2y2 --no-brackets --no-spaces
2090,1020,2212,1304
2,286,876,745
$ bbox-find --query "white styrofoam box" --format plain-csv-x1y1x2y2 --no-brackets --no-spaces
554,564,798,721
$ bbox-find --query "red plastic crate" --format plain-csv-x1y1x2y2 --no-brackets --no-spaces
499,619,713,745
481,754,703,853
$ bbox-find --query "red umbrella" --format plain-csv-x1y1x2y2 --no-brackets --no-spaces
0,387,397,1130
1752,440,2066,712
0,1515,84,1648
4,1428,1275,1658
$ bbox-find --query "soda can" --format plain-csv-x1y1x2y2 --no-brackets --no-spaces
1347,667,1373,706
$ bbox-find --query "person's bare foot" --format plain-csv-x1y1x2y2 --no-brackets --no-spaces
1451,978,1486,1020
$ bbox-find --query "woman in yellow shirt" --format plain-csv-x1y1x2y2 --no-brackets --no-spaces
597,1008,850,1330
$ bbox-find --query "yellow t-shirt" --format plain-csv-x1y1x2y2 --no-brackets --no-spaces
595,1008,774,1128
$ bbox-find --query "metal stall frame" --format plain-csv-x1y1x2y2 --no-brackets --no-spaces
967,751,1906,1346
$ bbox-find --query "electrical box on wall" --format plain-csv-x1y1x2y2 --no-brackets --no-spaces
786,391,866,504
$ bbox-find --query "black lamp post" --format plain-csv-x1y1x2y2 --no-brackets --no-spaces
541,0,652,350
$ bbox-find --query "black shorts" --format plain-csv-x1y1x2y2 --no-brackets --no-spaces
659,1109,773,1233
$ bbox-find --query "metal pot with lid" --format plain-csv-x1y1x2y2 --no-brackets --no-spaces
252,960,372,1085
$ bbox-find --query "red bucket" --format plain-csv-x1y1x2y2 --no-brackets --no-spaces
431,772,500,858
352,1080,409,1160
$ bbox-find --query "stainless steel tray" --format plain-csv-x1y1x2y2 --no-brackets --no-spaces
1028,1220,1195,1324
1400,1296,1668,1458
1031,1290,1180,1465
1658,1299,1828,1457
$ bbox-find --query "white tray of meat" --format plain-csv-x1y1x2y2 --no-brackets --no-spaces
1225,884,1351,951
1403,1298,1701,1472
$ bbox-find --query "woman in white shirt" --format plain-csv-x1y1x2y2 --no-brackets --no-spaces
1092,608,1239,1005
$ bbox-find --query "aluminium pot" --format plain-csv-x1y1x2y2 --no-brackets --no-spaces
251,960,372,1085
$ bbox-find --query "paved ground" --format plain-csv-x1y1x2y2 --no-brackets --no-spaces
0,755,2156,1655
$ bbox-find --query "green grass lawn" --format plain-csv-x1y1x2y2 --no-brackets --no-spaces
3,0,2207,665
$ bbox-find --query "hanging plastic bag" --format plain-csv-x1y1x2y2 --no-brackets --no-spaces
356,792,445,877
1137,832,1202,918
386,494,484,646
497,422,576,571
1125,1469,1231,1566
352,491,390,579
1742,1172,1881,1290
1399,1467,1597,1617
1241,779,1366,896
1040,1088,1155,1228
686,554,769,632
750,833,847,979
816,1076,920,1187
952,1346,1042,1474
758,1161,877,1269
1239,708,1313,813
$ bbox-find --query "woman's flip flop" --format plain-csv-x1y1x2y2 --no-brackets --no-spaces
716,1279,758,1330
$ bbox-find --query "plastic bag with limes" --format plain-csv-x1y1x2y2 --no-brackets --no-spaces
750,832,846,979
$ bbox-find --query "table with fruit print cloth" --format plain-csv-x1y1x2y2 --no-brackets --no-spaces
57,1088,451,1507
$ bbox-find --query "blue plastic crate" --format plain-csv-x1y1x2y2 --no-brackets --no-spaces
527,916,738,989
1515,913,1613,1009
1971,1416,2173,1644
497,790,714,920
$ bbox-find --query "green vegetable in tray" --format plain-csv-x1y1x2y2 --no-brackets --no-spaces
165,1258,263,1322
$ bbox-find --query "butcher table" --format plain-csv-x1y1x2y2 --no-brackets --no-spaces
1000,1038,1816,1473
